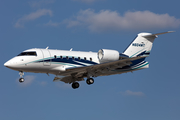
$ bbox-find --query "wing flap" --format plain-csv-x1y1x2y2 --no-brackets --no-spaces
53,76,84,83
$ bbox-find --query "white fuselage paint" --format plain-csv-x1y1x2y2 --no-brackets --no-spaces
4,48,100,75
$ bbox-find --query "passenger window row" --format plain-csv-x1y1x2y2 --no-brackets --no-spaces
54,55,92,61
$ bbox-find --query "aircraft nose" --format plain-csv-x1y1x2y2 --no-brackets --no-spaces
4,57,22,70
4,61,10,67
4,60,14,68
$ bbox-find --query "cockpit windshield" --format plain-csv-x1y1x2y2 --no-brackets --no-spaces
17,51,37,56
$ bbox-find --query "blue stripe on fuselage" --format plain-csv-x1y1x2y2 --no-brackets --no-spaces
37,57,98,66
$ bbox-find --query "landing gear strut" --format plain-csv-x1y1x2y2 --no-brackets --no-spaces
72,82,80,89
19,71,25,83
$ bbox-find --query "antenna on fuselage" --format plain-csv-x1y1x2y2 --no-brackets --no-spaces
70,48,73,51
46,46,49,49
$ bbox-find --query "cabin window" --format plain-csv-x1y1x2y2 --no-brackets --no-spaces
72,56,75,60
60,56,63,59
66,56,69,60
90,57,92,61
17,51,37,56
78,57,81,60
54,55,57,59
84,57,86,60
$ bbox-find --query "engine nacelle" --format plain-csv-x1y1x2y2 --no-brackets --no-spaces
98,49,119,63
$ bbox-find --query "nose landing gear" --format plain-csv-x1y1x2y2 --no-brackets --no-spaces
19,78,25,83
19,71,25,83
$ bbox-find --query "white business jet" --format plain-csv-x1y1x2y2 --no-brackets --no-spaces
4,31,173,89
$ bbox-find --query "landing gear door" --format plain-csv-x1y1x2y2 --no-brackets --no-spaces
41,49,51,66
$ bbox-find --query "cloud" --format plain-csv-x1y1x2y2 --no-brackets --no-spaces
55,82,71,89
44,20,60,27
17,75,36,87
29,0,55,8
120,90,145,96
72,0,98,3
64,9,180,32
39,81,48,86
14,9,53,28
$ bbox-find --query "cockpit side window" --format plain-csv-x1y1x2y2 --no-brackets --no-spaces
17,51,37,56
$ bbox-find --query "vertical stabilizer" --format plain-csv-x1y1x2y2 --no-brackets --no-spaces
123,31,174,58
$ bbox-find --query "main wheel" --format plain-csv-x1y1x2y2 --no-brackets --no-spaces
72,82,80,89
86,78,94,85
19,78,25,83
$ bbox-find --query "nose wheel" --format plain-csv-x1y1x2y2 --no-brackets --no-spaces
19,78,25,83
19,71,25,83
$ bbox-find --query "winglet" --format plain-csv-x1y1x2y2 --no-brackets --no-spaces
142,31,175,37
70,48,73,51
46,46,49,49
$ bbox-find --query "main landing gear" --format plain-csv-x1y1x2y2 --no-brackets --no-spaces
86,78,94,85
72,82,80,89
71,78,94,89
19,71,25,83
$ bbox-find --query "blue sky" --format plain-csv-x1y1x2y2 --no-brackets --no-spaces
1,0,180,120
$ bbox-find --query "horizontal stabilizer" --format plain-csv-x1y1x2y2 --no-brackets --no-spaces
142,31,175,37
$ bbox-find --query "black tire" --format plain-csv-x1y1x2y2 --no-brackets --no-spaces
86,78,94,85
19,78,24,83
72,82,80,89
86,78,90,85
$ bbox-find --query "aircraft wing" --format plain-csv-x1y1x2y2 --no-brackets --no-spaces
53,56,147,83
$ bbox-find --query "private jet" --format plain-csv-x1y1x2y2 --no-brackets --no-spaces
4,31,173,89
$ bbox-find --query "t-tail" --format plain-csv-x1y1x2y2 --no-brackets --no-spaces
123,31,174,70
124,31,174,57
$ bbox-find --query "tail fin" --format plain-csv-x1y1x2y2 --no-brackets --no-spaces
123,31,174,58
